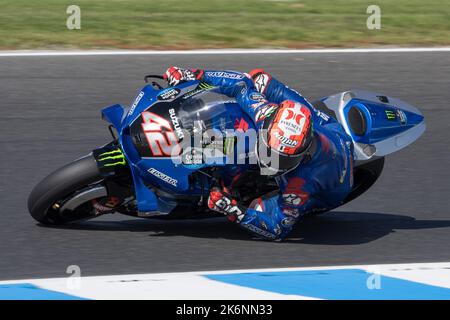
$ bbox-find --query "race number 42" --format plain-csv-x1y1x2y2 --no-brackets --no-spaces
141,111,180,156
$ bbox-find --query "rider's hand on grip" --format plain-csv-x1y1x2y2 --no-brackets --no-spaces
207,187,245,223
163,66,203,86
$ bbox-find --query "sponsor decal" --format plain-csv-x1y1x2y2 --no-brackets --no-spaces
214,197,243,216
97,148,126,167
250,92,266,103
182,148,204,165
279,107,307,134
128,91,144,116
198,82,214,90
385,109,396,120
255,104,277,122
182,82,214,100
157,88,181,101
203,137,224,154
205,71,244,80
274,131,298,147
181,69,197,81
223,137,235,155
254,73,270,93
182,88,203,100
268,102,312,155
316,110,330,122
396,109,407,125
279,120,303,134
169,108,184,139
241,223,277,240
148,167,178,187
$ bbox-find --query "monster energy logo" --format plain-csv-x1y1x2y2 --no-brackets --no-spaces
198,82,214,90
98,148,126,167
385,110,396,120
182,82,215,100
223,137,235,155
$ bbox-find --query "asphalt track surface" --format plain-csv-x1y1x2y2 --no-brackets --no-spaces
0,52,449,280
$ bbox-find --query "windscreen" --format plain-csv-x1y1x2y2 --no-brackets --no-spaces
129,89,237,158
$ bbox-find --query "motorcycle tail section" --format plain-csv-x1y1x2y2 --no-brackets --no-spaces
320,90,425,161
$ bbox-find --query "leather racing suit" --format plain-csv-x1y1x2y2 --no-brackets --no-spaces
166,67,355,240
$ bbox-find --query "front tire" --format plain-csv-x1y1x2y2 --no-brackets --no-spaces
27,154,103,225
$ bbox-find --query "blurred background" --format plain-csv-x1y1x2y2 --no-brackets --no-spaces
0,0,449,50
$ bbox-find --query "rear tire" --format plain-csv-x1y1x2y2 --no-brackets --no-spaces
27,154,103,225
343,157,385,204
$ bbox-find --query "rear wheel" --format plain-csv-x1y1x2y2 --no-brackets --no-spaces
343,157,385,204
27,154,107,225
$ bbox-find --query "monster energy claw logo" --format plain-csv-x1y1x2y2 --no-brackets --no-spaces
98,149,126,167
198,82,214,90
385,110,396,120
182,82,215,100
223,137,235,155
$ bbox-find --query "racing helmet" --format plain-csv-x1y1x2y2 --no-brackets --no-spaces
257,100,314,175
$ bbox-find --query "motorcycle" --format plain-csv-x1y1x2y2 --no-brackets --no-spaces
28,75,426,225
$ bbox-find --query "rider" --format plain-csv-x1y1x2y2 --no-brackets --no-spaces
164,67,354,241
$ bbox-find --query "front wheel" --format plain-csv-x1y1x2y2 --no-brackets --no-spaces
27,154,107,225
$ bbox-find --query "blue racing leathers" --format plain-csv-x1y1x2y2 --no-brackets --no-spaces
200,70,354,240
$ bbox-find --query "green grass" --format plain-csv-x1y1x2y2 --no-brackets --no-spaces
0,0,449,50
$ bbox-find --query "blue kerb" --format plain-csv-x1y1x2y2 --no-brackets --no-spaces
0,283,87,300
205,268,450,300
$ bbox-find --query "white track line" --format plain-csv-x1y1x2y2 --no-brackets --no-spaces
0,47,450,57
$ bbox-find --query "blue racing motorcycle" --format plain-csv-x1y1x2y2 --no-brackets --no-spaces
27,75,425,225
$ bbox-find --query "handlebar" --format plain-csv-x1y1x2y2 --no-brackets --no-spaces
144,74,166,90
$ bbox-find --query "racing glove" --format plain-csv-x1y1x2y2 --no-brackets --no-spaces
248,68,272,94
207,187,246,223
163,66,204,86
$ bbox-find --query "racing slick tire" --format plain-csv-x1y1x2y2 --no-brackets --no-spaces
343,156,385,204
27,154,103,225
